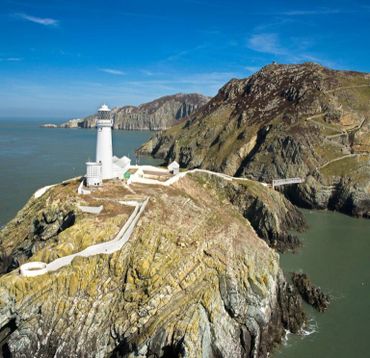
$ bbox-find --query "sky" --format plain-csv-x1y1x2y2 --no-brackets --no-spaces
1,0,370,118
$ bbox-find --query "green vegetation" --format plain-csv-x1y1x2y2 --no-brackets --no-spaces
320,154,369,177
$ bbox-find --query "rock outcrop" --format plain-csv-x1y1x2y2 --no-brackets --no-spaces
40,123,57,128
0,173,306,357
0,181,130,274
138,63,370,218
59,93,210,130
192,173,306,252
291,273,330,312
59,118,81,128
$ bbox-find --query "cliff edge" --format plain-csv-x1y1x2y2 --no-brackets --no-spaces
138,63,370,217
0,174,305,357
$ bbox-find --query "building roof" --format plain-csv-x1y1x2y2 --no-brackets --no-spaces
113,155,131,168
86,161,101,166
99,104,110,112
168,161,180,170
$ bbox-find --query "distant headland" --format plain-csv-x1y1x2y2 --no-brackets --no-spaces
41,93,210,131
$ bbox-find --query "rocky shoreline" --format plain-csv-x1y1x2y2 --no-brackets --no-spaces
0,173,308,357
291,273,330,312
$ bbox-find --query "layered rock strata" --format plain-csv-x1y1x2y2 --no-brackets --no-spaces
0,173,305,357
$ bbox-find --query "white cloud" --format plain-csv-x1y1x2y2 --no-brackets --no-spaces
279,9,343,16
99,68,126,76
140,69,155,76
16,13,59,26
246,32,337,68
164,44,208,62
0,70,241,117
0,57,22,62
255,8,356,17
247,33,287,56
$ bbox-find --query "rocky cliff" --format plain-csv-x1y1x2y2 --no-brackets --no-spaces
138,63,370,217
60,93,210,130
0,174,306,357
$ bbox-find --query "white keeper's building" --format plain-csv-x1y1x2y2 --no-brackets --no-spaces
168,160,180,174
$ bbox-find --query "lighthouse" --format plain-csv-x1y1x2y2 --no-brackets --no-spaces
85,104,131,187
96,104,113,179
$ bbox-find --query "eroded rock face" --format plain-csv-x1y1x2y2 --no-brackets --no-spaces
0,184,79,274
291,273,330,312
60,93,210,131
0,180,131,274
191,173,306,252
138,63,370,217
0,175,305,357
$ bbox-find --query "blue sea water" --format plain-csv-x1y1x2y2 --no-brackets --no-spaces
0,118,158,226
277,209,370,358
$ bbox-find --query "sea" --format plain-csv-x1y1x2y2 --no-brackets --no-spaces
0,118,160,225
0,118,369,357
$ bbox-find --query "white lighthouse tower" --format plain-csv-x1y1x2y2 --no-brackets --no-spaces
85,103,131,187
96,104,113,179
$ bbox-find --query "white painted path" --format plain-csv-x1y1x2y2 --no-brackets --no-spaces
34,177,81,199
319,153,368,169
20,198,148,276
129,167,266,187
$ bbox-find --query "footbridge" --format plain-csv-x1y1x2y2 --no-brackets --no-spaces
272,177,304,189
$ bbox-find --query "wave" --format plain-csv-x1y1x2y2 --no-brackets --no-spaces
300,318,318,336
282,318,318,347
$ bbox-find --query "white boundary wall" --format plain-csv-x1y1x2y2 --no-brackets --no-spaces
19,262,48,277
34,185,56,199
78,205,104,214
129,168,247,186
34,177,81,199
77,179,91,195
19,199,148,276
